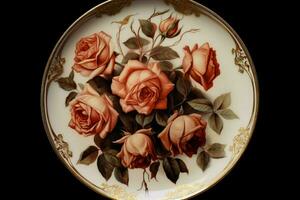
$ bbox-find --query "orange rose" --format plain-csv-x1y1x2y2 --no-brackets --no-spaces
69,84,118,138
73,31,116,78
158,111,207,157
114,129,157,169
182,43,220,91
111,60,174,115
159,14,181,38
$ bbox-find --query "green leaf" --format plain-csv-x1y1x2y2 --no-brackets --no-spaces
197,151,210,171
97,153,114,180
186,99,213,113
176,75,191,98
135,113,154,127
158,61,173,71
65,91,77,106
213,93,231,111
205,143,226,158
87,76,110,95
150,46,179,60
209,113,223,134
123,37,150,49
155,111,168,126
122,52,147,64
190,87,205,98
56,75,76,91
217,109,238,119
103,152,121,167
176,158,189,173
163,157,180,184
139,19,156,38
93,134,113,151
150,161,160,180
119,113,135,132
77,146,99,165
114,166,129,185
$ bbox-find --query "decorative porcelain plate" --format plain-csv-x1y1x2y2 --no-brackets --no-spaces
41,0,259,199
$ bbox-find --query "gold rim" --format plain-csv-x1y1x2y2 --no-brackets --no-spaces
40,0,259,199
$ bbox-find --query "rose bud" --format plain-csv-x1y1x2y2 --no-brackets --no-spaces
114,129,157,169
158,111,207,157
182,43,220,91
159,14,181,38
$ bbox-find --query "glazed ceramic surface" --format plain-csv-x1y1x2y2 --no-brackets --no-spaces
41,0,258,199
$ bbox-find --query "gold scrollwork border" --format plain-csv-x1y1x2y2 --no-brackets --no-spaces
40,0,259,199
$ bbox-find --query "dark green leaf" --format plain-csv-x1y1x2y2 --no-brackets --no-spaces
176,158,189,173
65,91,77,106
69,70,74,79
217,109,238,119
158,61,173,71
136,113,154,127
77,146,99,165
163,157,180,184
104,149,119,156
190,87,205,98
197,151,210,171
97,154,114,180
123,37,150,49
155,111,168,126
57,77,76,91
150,161,160,180
205,143,226,158
139,19,156,38
103,152,121,167
113,63,124,76
213,93,231,111
114,166,129,185
121,52,147,64
150,46,179,60
176,75,191,98
209,113,223,134
93,134,113,151
119,113,134,132
87,76,110,95
186,99,213,113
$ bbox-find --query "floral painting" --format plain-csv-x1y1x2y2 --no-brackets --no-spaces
52,8,241,192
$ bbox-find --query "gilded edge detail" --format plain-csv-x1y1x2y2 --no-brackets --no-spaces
162,183,204,200
95,0,134,17
232,43,250,74
163,0,202,16
229,127,251,156
99,183,136,200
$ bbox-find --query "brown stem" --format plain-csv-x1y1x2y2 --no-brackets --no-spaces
115,61,125,68
138,169,149,192
117,25,125,57
166,29,199,48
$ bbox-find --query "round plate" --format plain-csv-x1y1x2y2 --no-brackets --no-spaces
41,0,258,199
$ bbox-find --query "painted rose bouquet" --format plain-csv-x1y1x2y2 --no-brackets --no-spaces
55,9,238,190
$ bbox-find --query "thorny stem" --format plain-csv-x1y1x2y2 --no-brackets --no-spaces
117,25,125,57
166,29,200,48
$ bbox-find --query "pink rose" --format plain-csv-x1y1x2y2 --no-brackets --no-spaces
158,111,207,157
73,31,116,78
182,43,220,91
69,84,118,138
159,14,181,38
111,60,174,115
114,129,157,169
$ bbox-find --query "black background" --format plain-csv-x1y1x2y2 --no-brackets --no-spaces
7,0,292,199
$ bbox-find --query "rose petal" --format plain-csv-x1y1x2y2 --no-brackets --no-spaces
119,60,147,83
154,98,167,109
111,77,127,98
158,123,172,151
120,99,135,113
182,46,193,73
73,64,92,76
